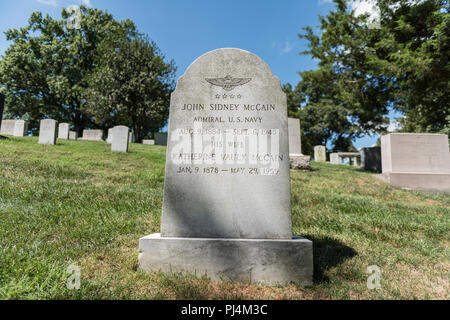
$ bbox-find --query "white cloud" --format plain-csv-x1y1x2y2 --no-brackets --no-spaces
349,0,381,28
318,0,333,5
348,0,427,29
387,119,403,133
80,0,91,7
37,0,92,8
280,41,295,55
37,0,57,6
271,41,296,55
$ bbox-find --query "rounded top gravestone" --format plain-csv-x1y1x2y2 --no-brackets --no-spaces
58,123,70,140
38,119,57,145
111,125,129,152
160,48,292,239
314,145,326,162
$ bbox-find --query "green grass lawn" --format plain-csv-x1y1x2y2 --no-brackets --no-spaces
0,136,448,299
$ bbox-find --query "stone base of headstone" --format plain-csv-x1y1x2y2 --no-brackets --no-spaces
375,172,450,193
289,155,311,170
139,233,313,285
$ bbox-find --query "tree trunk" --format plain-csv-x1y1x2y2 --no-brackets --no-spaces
0,93,5,134
73,111,85,137
133,124,142,144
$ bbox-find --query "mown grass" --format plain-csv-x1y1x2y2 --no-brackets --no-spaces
0,136,448,299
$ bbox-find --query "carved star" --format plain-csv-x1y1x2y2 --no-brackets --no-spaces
222,94,227,98
215,94,220,99
229,94,235,98
237,94,242,99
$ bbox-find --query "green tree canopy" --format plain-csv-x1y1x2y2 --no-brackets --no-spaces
0,6,174,136
293,0,448,155
375,0,449,133
85,34,176,142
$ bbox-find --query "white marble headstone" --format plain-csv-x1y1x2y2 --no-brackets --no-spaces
13,120,28,137
58,123,70,139
129,131,135,143
142,139,155,145
69,131,78,140
314,145,326,162
81,129,104,141
330,153,340,164
106,128,113,144
161,48,292,239
38,119,57,145
288,118,302,156
0,120,16,135
111,125,129,152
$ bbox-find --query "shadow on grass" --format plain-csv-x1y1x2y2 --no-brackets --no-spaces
305,235,357,284
0,135,8,140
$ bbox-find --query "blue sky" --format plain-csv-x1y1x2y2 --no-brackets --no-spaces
0,0,395,149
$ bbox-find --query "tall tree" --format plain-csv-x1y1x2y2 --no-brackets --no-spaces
0,92,4,122
295,0,449,155
283,82,358,155
375,0,449,133
296,0,391,154
0,92,5,134
85,34,176,142
0,6,138,134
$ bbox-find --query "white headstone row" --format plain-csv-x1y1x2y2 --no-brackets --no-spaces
0,120,28,137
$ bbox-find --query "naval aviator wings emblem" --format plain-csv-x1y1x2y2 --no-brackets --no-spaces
205,75,252,91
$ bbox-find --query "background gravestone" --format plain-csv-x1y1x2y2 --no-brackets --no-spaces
154,132,167,146
0,120,16,135
377,133,450,192
288,118,302,155
58,123,70,139
360,147,381,172
111,125,129,152
13,120,28,137
314,145,326,162
69,131,78,140
106,128,113,144
38,119,57,145
81,129,104,141
142,139,155,145
139,48,313,285
129,131,135,143
330,153,340,164
288,117,310,170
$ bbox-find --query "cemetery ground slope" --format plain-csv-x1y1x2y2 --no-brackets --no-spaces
0,136,448,299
